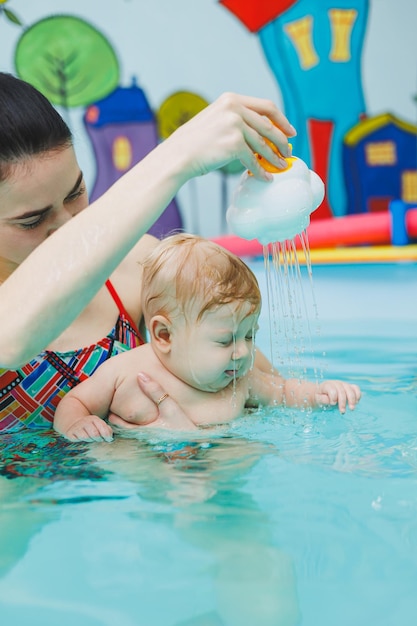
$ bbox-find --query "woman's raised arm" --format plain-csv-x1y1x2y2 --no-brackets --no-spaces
0,93,295,367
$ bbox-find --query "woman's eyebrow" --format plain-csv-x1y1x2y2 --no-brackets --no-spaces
64,171,84,199
13,206,51,220
14,171,84,219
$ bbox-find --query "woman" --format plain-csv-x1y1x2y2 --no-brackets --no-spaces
0,72,296,431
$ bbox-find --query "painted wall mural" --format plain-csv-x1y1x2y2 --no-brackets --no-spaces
0,0,21,26
83,79,183,238
15,15,120,110
219,0,417,219
343,114,417,214
9,12,184,238
3,1,416,237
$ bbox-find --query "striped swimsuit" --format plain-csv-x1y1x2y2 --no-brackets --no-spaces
0,280,144,432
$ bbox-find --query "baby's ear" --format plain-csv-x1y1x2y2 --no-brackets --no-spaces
149,315,172,353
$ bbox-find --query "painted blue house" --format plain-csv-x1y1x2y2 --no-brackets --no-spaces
343,113,417,215
83,78,182,238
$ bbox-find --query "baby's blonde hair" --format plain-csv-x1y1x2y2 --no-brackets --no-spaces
141,233,261,325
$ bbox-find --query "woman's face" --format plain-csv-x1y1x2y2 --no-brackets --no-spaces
0,146,87,276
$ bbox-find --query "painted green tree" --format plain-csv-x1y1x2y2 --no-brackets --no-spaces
0,0,22,26
14,15,119,111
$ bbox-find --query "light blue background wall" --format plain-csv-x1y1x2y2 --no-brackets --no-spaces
1,0,416,237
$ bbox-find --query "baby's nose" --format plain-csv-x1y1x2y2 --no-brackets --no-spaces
232,340,249,360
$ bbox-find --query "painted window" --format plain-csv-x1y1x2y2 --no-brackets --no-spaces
402,170,417,203
328,9,357,62
113,136,132,171
284,16,318,69
365,141,397,166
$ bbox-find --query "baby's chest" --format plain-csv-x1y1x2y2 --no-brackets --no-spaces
188,385,249,426
111,372,157,423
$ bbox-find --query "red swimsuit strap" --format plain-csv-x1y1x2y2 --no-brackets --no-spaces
105,279,142,337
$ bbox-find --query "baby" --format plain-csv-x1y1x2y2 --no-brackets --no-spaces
54,234,361,441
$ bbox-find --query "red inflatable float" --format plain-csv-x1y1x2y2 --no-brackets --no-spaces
212,205,417,258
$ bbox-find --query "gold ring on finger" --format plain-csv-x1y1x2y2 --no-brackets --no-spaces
156,393,169,407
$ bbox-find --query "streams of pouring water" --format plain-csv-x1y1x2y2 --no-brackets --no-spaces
262,231,324,391
226,157,326,393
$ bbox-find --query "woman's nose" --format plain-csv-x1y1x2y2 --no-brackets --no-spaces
47,207,73,236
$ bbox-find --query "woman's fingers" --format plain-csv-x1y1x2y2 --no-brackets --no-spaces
137,372,197,430
168,92,296,182
238,93,296,136
137,372,171,404
241,103,294,152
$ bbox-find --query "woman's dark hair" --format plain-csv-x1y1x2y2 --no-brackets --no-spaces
0,72,72,181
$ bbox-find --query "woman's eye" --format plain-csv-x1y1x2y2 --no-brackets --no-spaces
65,186,85,203
17,214,47,230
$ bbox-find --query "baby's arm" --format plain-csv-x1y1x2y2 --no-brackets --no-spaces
54,357,159,441
283,378,361,413
247,367,361,413
54,366,119,442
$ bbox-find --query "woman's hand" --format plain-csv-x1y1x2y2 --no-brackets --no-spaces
109,372,197,432
166,92,296,183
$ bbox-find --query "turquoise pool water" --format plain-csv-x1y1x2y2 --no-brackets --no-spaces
0,262,416,626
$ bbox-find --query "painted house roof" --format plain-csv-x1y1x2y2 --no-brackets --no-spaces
345,113,417,146
218,0,297,32
84,78,153,127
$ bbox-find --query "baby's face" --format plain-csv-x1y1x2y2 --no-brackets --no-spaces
168,301,259,393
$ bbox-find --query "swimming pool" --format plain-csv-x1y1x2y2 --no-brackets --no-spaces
0,261,416,626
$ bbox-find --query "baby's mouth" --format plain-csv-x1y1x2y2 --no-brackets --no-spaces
224,367,241,378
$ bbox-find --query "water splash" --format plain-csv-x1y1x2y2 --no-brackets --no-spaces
230,323,258,410
231,334,238,409
262,232,324,387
